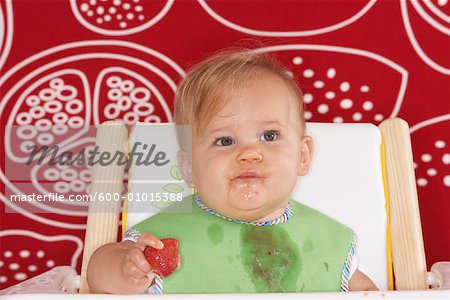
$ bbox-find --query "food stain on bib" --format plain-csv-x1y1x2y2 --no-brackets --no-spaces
207,223,224,245
240,226,301,292
302,236,314,253
323,261,329,272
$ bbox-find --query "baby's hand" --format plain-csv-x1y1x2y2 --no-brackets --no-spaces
122,232,164,290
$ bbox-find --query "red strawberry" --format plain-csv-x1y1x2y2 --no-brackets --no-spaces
144,238,180,278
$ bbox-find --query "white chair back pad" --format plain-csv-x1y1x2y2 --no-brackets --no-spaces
127,122,388,290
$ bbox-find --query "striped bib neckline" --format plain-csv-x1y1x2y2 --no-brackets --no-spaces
193,194,293,226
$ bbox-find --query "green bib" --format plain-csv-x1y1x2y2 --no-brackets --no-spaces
132,196,353,293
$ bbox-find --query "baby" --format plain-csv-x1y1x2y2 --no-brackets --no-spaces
87,50,378,294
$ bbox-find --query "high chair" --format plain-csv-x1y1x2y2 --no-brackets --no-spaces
1,118,449,299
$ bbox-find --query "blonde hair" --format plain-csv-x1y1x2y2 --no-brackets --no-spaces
174,49,305,135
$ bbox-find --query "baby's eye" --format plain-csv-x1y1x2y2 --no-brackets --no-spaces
214,136,235,147
259,130,279,142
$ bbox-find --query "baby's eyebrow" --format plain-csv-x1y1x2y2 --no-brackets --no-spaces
262,120,284,126
206,126,229,136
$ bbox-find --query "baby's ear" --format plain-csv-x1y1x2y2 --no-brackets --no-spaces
177,149,194,187
298,135,313,176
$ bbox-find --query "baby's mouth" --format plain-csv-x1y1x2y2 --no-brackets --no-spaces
232,171,263,182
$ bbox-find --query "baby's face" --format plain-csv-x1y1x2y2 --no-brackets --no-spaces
186,69,312,222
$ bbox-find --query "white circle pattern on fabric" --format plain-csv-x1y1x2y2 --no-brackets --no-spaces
118,96,132,110
374,114,384,122
417,178,428,186
327,68,336,79
317,104,329,114
340,99,353,109
68,116,84,128
130,87,151,102
39,88,56,102
49,78,65,90
303,69,314,78
4,251,13,258
61,168,78,181
123,111,139,125
9,263,19,270
325,91,335,99
65,99,84,115
293,56,303,65
303,93,313,104
435,140,445,149
314,80,325,88
25,95,41,107
17,126,38,140
44,169,60,181
52,112,69,124
30,106,46,119
333,116,343,123
104,103,121,119
444,175,450,187
427,168,437,176
28,265,37,272
20,141,35,153
106,76,122,88
79,169,92,181
304,111,312,120
57,86,77,101
35,119,52,131
43,101,63,114
353,112,363,121
120,79,135,92
54,182,70,194
19,250,30,258
133,102,154,116
14,273,27,281
97,6,105,15
363,101,373,111
421,153,432,162
144,115,161,123
37,133,54,145
340,81,350,92
442,153,450,165
360,85,370,92
52,124,69,135
16,112,33,125
70,180,86,192
108,88,123,101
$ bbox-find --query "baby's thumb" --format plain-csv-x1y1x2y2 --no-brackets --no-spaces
137,233,164,250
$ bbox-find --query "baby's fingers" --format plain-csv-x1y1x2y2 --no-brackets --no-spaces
126,246,152,275
137,232,164,250
123,271,155,289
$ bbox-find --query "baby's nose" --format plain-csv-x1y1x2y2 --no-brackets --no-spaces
236,148,263,163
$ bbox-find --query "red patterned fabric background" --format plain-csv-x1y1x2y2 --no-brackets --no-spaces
0,0,449,289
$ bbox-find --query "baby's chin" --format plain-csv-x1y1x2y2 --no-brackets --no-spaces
226,187,271,219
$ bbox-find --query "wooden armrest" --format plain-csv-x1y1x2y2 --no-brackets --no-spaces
379,118,428,290
79,121,128,293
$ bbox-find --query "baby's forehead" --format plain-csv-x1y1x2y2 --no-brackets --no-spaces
193,68,304,134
